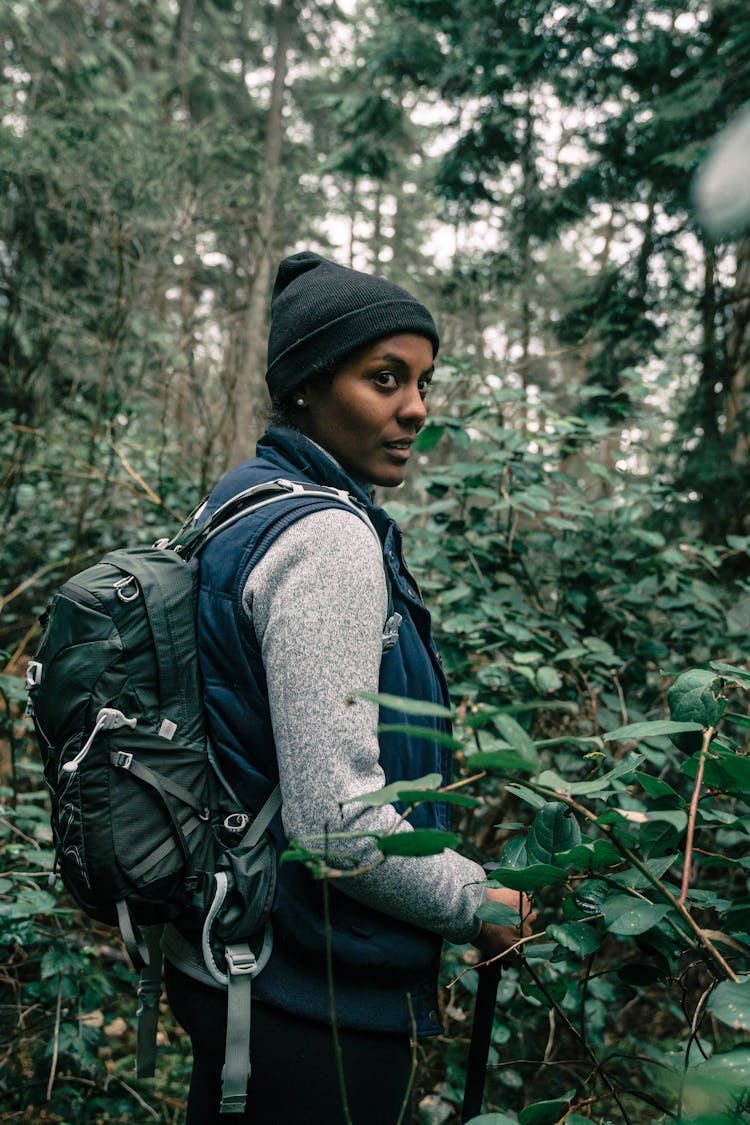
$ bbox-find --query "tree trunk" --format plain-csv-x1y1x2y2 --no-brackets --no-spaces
228,0,296,466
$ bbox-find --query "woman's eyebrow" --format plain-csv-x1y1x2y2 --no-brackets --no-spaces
369,353,435,377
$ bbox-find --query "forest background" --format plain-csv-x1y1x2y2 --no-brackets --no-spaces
1,1,750,1123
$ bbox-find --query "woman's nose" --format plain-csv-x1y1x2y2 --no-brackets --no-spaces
398,383,427,428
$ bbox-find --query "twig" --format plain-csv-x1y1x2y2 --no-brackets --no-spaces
679,727,713,905
678,982,715,1118
46,975,62,1101
446,931,542,988
543,1007,556,1064
112,1077,160,1119
107,437,167,510
395,993,418,1125
322,878,353,1125
522,958,633,1125
3,619,40,673
612,671,628,726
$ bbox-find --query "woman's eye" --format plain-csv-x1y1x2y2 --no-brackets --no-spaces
419,379,432,396
373,371,397,388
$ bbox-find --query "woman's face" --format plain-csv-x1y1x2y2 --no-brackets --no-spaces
297,333,434,487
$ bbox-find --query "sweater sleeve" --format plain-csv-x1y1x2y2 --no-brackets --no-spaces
243,507,486,944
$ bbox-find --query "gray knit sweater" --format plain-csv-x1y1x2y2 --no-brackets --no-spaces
245,507,486,945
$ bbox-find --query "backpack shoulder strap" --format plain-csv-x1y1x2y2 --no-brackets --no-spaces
178,478,382,559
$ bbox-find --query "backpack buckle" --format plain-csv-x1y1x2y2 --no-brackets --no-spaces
25,660,43,688
114,750,133,770
225,945,259,977
113,575,140,602
223,812,250,835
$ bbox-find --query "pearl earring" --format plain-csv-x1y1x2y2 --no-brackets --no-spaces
296,397,305,407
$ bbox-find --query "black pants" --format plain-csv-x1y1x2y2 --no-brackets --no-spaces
164,961,414,1125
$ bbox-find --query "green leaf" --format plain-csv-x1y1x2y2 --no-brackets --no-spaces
603,719,703,742
707,978,750,1032
536,754,643,796
0,890,58,919
709,661,750,681
396,789,479,808
602,895,669,935
464,749,537,774
526,802,581,864
536,665,563,693
377,724,463,750
342,773,443,807
493,714,540,766
608,855,677,889
555,839,622,872
690,752,750,796
547,921,602,958
667,669,726,730
635,771,685,803
725,711,750,729
475,901,521,927
354,691,453,718
690,1047,750,1091
377,829,458,856
463,1114,518,1125
518,1092,575,1124
487,863,567,890
413,424,445,452
505,783,547,809
646,809,687,832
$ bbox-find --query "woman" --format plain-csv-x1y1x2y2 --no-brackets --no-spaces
164,252,528,1124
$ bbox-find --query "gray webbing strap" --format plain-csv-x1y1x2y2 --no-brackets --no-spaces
242,784,282,847
115,899,150,969
136,926,164,1078
220,943,259,1115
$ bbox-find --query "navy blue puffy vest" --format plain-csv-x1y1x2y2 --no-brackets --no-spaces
197,426,453,1035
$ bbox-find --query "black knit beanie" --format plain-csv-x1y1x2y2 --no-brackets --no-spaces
265,251,439,403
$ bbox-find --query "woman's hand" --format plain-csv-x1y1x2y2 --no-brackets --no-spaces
473,886,536,961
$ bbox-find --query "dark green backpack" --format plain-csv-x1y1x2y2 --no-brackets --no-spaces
25,478,372,1114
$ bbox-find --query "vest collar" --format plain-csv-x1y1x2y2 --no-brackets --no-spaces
257,426,378,509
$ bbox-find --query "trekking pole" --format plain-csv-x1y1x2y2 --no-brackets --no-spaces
460,958,502,1123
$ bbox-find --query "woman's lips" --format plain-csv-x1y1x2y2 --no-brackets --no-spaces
383,440,414,461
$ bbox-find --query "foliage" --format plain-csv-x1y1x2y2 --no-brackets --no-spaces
274,384,750,1123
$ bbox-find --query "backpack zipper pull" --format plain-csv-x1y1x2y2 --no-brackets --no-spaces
61,708,137,774
48,844,60,888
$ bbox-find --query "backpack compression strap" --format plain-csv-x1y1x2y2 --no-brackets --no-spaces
201,784,282,1115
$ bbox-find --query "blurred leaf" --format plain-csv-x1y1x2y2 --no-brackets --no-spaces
414,424,446,451
342,773,443,807
518,1091,575,1124
487,863,567,890
0,890,57,918
603,719,703,742
377,829,458,856
464,748,537,774
397,788,479,808
708,978,750,1032
377,724,463,750
475,901,521,927
709,662,750,681
355,691,453,718
536,754,643,796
